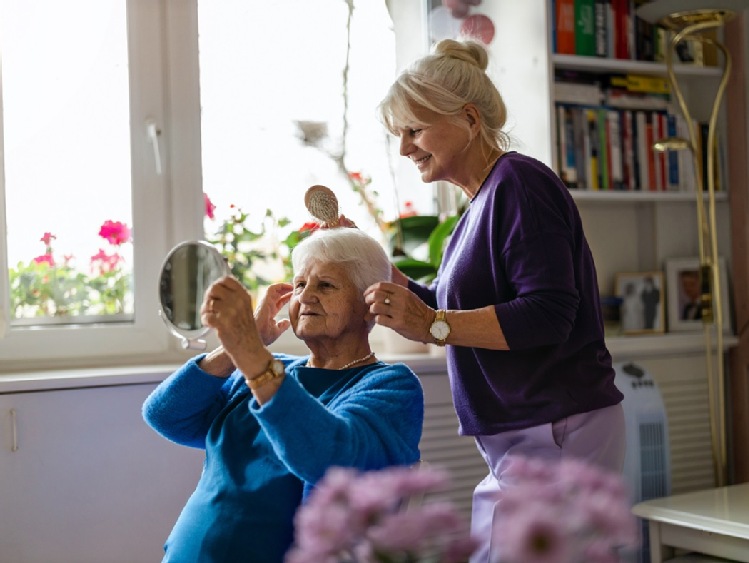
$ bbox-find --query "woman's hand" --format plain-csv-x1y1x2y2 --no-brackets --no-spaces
201,276,265,364
364,281,434,344
254,282,293,345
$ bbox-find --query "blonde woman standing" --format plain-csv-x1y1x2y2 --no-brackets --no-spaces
366,38,625,562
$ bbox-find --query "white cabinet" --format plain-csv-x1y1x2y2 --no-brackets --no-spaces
0,381,204,563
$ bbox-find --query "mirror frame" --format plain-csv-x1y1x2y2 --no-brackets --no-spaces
158,240,230,349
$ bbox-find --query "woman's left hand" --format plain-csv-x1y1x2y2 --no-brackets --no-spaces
364,282,434,344
254,282,293,345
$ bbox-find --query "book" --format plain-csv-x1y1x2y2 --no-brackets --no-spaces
557,105,579,187
606,109,624,190
594,0,609,57
586,108,601,190
575,0,596,56
556,0,576,54
611,0,630,59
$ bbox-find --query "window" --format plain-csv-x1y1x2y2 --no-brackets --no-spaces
0,0,427,368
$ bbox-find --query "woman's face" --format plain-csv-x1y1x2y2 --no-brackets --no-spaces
397,106,472,185
289,260,369,341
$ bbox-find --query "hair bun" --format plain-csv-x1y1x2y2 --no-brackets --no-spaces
433,38,489,71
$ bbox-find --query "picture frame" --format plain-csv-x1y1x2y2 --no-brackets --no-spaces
614,271,665,335
665,257,731,333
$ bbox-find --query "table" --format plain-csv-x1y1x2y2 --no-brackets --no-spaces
632,483,749,563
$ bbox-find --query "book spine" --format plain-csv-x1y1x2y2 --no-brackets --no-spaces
597,108,610,190
586,108,601,190
607,109,624,190
556,0,576,54
594,0,609,57
575,0,596,56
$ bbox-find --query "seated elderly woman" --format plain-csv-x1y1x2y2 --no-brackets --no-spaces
142,227,424,563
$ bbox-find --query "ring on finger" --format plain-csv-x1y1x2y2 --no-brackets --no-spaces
384,297,391,305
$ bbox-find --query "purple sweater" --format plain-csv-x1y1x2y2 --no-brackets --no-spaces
409,152,622,435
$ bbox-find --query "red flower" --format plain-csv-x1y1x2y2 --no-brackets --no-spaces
33,254,55,267
299,221,320,233
204,193,216,219
399,201,418,218
348,171,364,183
40,232,56,246
98,220,131,246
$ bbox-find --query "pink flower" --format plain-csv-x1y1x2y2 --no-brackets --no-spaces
204,193,216,219
98,220,131,246
493,456,639,563
289,465,474,562
40,232,56,246
90,249,123,274
33,254,55,267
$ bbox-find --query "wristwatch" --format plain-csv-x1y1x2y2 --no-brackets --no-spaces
429,309,451,346
247,357,285,390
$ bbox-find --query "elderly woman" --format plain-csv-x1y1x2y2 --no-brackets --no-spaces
143,228,424,563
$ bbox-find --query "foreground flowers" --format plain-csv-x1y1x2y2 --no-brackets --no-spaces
287,457,639,563
286,465,478,563
493,456,638,563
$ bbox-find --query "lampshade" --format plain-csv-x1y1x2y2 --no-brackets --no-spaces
636,0,749,27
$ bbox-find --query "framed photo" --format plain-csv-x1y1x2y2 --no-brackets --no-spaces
614,271,665,335
665,257,731,333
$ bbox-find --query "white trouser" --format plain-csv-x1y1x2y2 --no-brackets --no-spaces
469,403,626,563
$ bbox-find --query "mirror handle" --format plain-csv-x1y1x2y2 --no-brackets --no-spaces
158,310,208,351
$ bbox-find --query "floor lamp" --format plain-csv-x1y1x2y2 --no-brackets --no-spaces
637,0,749,488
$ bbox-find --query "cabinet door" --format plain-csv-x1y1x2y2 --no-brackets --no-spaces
0,384,204,563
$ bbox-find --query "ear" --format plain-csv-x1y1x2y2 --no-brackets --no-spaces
463,104,481,134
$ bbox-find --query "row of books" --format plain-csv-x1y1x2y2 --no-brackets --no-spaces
551,0,718,65
555,103,722,193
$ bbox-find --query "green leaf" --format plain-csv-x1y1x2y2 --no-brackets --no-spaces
427,215,459,268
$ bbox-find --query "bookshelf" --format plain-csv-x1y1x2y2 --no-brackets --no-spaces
542,1,735,350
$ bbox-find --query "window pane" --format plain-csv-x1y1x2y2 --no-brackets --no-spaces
197,0,426,289
1,0,133,324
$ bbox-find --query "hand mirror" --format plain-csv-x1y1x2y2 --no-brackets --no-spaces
158,240,229,349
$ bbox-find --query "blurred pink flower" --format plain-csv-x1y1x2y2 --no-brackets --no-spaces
204,193,216,219
33,254,55,267
98,220,131,246
492,456,639,563
90,249,124,275
286,465,477,563
40,232,56,246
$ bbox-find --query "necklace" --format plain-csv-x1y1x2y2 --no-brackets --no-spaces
307,351,375,370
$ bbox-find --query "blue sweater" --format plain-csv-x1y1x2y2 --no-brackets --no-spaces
409,152,622,436
142,354,424,563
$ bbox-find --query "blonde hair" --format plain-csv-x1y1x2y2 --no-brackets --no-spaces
378,38,509,153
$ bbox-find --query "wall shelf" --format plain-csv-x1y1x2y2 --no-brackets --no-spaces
552,54,723,78
570,190,729,203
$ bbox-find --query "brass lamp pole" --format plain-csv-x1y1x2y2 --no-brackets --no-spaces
637,0,749,488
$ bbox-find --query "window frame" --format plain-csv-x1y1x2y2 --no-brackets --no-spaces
0,0,429,371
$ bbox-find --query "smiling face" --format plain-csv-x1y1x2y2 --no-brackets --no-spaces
397,106,474,185
289,260,370,343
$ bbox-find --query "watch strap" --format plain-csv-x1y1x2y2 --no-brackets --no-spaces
247,358,284,390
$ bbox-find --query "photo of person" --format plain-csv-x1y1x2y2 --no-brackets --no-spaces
678,269,703,321
665,257,732,333
615,272,665,335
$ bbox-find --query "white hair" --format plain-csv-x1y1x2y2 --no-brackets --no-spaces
291,228,391,293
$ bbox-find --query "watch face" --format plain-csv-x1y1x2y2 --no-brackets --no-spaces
430,320,450,340
270,359,285,377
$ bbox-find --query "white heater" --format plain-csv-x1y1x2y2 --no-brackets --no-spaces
614,361,672,563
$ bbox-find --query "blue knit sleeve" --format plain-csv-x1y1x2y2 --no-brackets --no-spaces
250,362,424,485
142,355,237,449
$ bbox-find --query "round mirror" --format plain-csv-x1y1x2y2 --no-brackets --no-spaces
158,240,229,349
